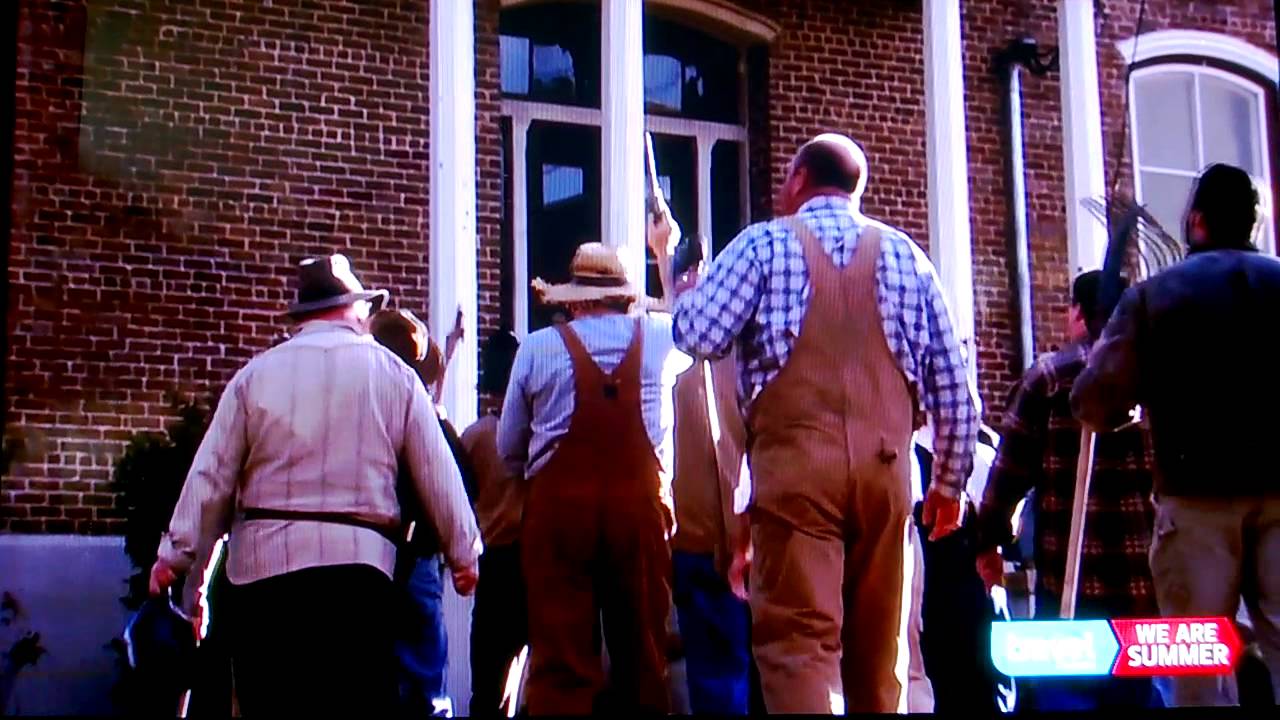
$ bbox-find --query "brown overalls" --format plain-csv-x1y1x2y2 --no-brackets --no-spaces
521,319,673,716
747,217,918,714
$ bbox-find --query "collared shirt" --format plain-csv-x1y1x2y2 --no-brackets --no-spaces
672,195,980,494
977,341,1157,617
497,313,693,482
158,320,482,585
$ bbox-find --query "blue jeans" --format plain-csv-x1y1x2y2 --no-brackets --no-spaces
397,555,452,717
671,551,751,715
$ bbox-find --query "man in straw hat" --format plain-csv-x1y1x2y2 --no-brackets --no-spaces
149,254,482,716
498,237,692,714
668,133,980,713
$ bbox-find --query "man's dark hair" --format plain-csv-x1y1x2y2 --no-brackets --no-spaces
794,141,861,194
479,329,520,396
1188,163,1259,248
1072,270,1129,329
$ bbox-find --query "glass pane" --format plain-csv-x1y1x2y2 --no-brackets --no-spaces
711,140,744,257
644,55,683,113
643,15,741,123
1134,72,1197,171
500,35,530,95
532,44,577,97
1200,74,1263,175
499,3,601,108
542,165,584,206
526,121,602,331
1139,171,1196,244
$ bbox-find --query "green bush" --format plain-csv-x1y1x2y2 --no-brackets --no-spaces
111,392,220,610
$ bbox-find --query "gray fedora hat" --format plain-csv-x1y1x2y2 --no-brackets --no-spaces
287,254,389,318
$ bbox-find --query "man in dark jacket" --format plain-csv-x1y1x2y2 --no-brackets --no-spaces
1072,163,1280,707
371,308,477,718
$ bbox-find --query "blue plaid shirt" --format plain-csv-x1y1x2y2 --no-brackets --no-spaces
671,195,980,496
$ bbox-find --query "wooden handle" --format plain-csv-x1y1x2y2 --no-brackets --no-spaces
1060,428,1096,619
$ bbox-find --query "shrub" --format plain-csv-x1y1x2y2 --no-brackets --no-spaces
111,392,220,610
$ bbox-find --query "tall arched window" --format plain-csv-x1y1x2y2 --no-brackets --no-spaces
499,2,761,334
1121,32,1278,254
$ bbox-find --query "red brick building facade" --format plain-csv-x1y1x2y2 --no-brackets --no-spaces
5,0,1277,532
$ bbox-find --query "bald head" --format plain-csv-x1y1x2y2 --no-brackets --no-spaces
777,133,869,215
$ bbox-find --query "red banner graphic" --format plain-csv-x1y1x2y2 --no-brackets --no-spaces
1110,617,1242,677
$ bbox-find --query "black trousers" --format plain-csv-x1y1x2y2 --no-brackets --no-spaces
227,563,398,716
470,543,529,717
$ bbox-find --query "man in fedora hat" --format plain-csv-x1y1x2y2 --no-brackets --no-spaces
149,254,482,716
498,239,691,714
668,133,980,713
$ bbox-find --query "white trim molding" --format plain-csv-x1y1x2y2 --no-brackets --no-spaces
502,98,748,336
1115,29,1280,84
429,0,478,427
1058,0,1109,274
499,0,780,44
923,0,977,387
601,0,648,290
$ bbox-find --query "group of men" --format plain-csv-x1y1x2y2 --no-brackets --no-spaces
149,130,1278,714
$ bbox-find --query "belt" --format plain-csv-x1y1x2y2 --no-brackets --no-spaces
241,507,404,545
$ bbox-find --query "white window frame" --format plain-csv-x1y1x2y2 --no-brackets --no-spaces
1127,63,1276,255
503,99,749,338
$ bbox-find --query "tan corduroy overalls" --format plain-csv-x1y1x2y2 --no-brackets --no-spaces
747,216,918,714
521,319,673,716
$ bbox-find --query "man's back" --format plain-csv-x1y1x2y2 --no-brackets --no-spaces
239,323,417,514
1124,249,1280,496
497,312,691,482
160,319,475,586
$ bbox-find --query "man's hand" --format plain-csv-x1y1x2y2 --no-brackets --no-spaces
451,564,479,596
976,548,1004,592
647,202,680,263
149,558,178,596
448,305,465,346
921,487,963,542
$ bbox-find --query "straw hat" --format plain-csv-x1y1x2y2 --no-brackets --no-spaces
531,242,639,306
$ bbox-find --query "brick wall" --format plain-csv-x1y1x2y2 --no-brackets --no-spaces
738,0,932,246
962,0,1071,411
5,0,436,533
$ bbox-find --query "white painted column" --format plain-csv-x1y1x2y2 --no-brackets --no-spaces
512,118,531,338
923,0,978,385
696,136,713,252
1058,0,1108,273
429,0,478,429
601,0,647,289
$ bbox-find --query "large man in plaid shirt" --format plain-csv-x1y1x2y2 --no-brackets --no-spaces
669,133,979,714
975,270,1162,711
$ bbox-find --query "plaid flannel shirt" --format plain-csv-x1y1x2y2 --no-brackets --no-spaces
671,195,979,495
976,341,1158,618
